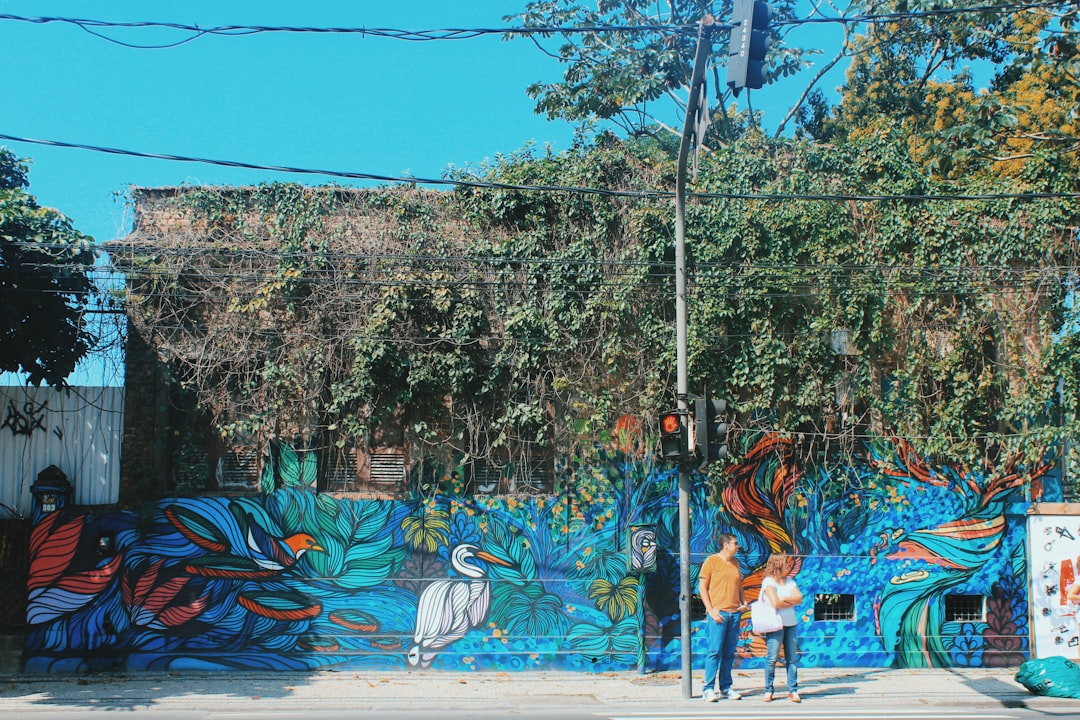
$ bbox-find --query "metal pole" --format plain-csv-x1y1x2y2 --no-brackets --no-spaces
675,15,714,701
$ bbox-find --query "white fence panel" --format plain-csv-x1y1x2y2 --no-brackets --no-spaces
0,386,124,516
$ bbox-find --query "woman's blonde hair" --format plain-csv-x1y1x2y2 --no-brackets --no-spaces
762,552,791,579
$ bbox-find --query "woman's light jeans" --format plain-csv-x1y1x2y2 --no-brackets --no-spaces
764,624,799,694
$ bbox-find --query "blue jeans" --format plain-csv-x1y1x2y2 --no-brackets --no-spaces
764,624,799,694
703,610,742,693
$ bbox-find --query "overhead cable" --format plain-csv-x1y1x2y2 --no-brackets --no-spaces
3,133,1080,204
0,14,697,50
0,2,1065,38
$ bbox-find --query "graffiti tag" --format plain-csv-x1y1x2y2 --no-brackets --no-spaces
1,398,48,436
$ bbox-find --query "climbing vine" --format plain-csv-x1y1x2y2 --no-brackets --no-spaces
114,128,1080,496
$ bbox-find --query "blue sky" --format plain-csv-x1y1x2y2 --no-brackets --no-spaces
2,1,849,243
2,1,589,242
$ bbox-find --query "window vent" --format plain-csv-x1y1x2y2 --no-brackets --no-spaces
470,459,503,494
814,593,856,621
323,449,360,492
369,452,406,486
218,446,259,486
944,594,985,623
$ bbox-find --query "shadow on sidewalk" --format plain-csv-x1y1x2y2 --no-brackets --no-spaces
0,672,310,711
947,668,1032,708
803,668,884,699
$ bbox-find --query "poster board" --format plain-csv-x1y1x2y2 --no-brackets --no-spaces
1028,507,1080,659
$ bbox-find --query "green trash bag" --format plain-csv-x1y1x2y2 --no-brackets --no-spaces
1016,656,1080,699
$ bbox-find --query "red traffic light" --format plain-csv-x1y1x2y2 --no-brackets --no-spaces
659,410,687,461
660,412,681,435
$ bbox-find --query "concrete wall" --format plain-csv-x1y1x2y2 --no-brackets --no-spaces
22,434,1043,673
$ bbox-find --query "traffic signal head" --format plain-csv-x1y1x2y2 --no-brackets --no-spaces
694,395,729,469
727,0,770,95
658,409,688,462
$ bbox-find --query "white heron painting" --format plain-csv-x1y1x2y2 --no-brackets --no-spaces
407,543,512,667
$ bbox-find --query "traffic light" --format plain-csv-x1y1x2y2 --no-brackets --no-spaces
694,395,729,469
658,409,687,462
727,0,770,95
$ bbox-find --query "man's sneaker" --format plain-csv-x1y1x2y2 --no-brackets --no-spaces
723,689,743,700
702,689,718,702
788,692,801,703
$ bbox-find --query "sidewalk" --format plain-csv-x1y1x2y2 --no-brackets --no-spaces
0,666,1075,712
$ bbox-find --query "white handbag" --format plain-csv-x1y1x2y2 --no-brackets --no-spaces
750,597,783,634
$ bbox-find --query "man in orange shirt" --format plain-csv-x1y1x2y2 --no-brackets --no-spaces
698,532,747,701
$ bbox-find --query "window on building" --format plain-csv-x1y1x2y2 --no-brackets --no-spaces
317,410,410,497
468,457,504,495
321,447,360,493
513,445,554,494
368,449,407,488
466,444,554,495
944,594,985,623
323,446,408,497
814,593,856,621
216,445,260,488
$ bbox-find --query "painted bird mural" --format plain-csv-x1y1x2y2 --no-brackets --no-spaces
26,512,124,625
407,543,512,667
164,504,324,579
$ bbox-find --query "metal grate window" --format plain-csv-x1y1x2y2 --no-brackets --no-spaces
944,594,985,623
469,458,503,495
814,593,856,621
369,452,406,486
467,455,554,495
217,445,259,487
322,448,360,493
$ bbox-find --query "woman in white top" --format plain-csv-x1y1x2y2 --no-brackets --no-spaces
761,552,803,703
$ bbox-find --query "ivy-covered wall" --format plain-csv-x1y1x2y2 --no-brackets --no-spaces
24,434,1043,673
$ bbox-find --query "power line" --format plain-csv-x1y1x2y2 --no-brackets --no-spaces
11,241,1080,286
0,14,697,37
0,133,665,200
4,133,1080,203
0,14,698,50
0,2,1064,40
775,0,1065,27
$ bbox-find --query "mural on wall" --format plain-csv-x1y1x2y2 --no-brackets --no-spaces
23,434,1048,673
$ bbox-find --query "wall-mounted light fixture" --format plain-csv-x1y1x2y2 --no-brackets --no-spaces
97,532,116,556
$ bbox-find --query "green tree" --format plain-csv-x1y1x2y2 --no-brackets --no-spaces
680,129,1080,467
508,0,806,142
816,1,1080,179
503,0,1080,473
0,148,98,386
512,0,1080,172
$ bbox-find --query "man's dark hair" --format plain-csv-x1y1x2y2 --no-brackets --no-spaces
717,532,736,548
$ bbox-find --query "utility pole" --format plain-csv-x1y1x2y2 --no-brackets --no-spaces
674,15,714,702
